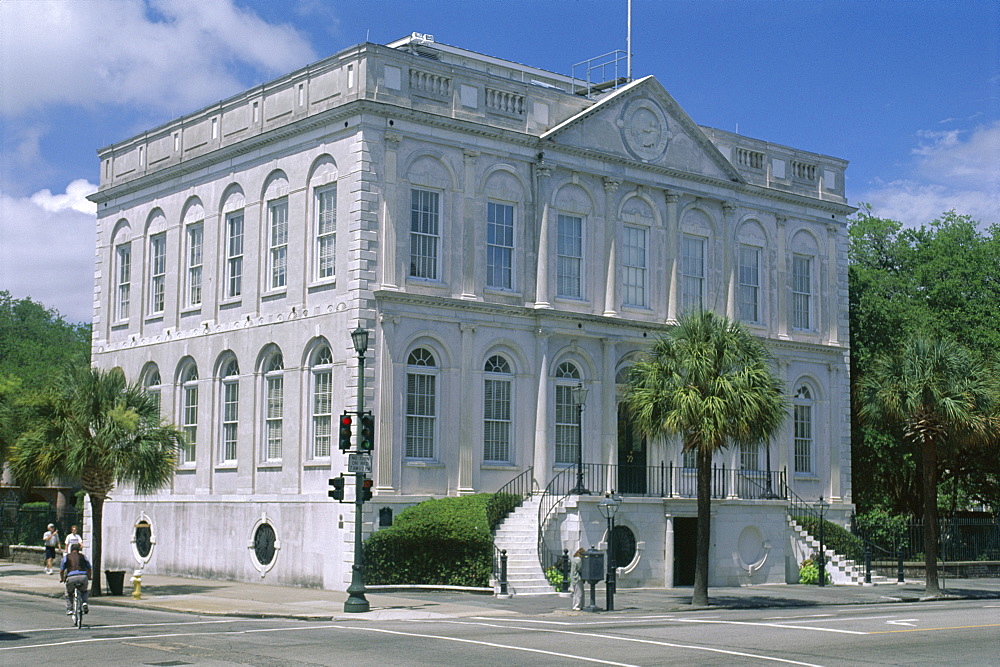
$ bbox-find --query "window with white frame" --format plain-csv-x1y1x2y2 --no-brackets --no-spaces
186,222,203,307
149,233,166,315
405,348,437,459
220,358,239,464
115,242,131,321
268,199,288,290
225,211,244,299
143,366,161,418
554,362,581,465
179,364,198,465
483,355,512,463
311,345,333,459
793,385,813,474
315,186,336,281
682,447,697,469
487,202,514,290
681,235,705,312
409,189,439,280
263,352,283,461
623,225,647,307
556,214,583,298
738,245,761,323
740,442,760,470
792,255,812,330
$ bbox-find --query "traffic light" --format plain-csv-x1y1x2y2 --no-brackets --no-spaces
338,413,353,451
359,412,375,452
328,475,346,501
360,477,373,502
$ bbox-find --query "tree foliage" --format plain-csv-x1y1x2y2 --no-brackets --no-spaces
624,310,787,606
0,291,90,391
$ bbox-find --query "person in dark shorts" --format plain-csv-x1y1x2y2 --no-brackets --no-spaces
43,523,60,574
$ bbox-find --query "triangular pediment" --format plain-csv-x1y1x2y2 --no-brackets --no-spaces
540,76,744,183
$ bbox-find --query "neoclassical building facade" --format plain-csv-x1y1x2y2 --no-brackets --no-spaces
89,34,853,590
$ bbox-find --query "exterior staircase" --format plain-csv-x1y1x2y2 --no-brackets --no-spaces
787,515,894,585
493,495,557,596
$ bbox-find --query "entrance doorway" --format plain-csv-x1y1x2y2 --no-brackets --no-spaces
617,403,647,494
673,517,697,586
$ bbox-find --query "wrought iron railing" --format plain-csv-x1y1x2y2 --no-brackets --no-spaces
853,515,1000,563
487,466,535,532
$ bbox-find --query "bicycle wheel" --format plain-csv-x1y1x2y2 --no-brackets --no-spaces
74,588,83,629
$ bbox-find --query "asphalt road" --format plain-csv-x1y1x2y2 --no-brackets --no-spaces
3,591,999,666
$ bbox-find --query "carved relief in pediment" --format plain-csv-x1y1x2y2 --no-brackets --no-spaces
407,155,452,189
621,196,654,225
554,183,593,215
618,98,672,163
484,169,524,202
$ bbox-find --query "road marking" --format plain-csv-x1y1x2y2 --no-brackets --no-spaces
674,618,867,635
885,619,918,626
432,620,826,666
869,623,1000,635
5,618,273,634
774,615,897,624
763,614,834,620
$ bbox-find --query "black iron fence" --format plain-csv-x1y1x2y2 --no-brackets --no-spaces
854,515,1000,563
0,505,84,547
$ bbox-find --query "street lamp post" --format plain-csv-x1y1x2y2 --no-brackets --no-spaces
570,383,589,495
815,496,829,588
344,326,370,613
597,493,621,611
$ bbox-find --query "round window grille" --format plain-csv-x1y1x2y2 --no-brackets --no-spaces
134,521,152,558
253,523,277,566
611,525,637,567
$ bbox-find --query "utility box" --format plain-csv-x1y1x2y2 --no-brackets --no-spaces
581,548,605,582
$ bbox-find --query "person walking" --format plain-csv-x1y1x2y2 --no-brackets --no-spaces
43,524,60,574
570,547,585,611
64,525,84,554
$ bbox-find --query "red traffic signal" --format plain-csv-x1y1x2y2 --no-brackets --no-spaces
338,413,353,451
361,477,373,502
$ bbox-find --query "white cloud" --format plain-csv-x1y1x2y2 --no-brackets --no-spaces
862,121,1000,226
0,183,98,323
0,0,318,117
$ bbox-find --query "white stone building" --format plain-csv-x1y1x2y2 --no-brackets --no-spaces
89,34,853,591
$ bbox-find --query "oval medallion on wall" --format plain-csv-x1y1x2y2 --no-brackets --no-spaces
619,98,670,163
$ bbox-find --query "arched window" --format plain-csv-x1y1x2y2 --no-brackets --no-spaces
142,365,161,417
793,385,814,474
405,348,437,459
219,358,239,464
483,355,512,464
311,345,334,459
554,362,581,465
179,363,199,466
263,351,284,461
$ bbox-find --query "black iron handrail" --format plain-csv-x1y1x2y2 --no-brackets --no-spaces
487,466,535,532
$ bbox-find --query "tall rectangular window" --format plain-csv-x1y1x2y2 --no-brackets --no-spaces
794,403,813,474
681,235,705,312
486,202,514,290
792,255,812,330
410,189,439,280
738,245,761,323
405,372,436,458
740,442,759,470
312,368,332,458
484,377,511,463
554,384,579,464
149,234,166,315
265,375,283,461
315,186,336,280
115,243,131,321
556,214,583,298
186,223,203,307
221,380,238,463
268,199,288,290
181,378,198,465
623,225,647,307
225,212,244,299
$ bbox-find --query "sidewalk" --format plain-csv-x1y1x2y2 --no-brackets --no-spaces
3,562,1000,621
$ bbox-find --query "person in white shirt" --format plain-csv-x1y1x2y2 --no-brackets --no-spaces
64,525,84,554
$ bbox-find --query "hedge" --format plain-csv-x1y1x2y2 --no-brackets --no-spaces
363,494,493,587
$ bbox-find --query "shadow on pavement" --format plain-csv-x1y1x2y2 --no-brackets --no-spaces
140,584,220,596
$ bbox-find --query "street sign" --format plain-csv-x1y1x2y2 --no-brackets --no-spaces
347,453,372,474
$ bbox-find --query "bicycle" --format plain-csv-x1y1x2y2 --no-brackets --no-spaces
69,584,84,629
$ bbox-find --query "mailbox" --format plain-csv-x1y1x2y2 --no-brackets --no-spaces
581,548,605,582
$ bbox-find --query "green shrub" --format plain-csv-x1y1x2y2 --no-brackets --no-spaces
798,558,831,585
545,565,564,589
363,494,493,587
793,515,864,561
486,492,523,531
854,508,909,550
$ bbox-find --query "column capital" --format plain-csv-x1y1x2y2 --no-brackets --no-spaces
775,215,788,228
826,223,839,236
384,132,401,147
722,201,737,215
537,162,552,179
664,190,680,204
463,148,480,161
603,177,622,193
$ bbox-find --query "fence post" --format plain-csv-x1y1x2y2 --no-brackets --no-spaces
560,549,570,593
896,548,905,583
499,549,509,596
864,545,872,585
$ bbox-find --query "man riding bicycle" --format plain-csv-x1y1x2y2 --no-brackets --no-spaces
59,543,91,615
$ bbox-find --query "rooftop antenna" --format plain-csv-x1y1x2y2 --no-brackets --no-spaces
627,0,632,82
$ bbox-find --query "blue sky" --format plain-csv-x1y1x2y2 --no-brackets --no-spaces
1,0,997,323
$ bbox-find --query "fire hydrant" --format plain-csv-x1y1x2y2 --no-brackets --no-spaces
130,569,143,599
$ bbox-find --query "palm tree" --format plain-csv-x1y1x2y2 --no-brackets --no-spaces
624,310,787,606
858,336,999,596
9,366,182,596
